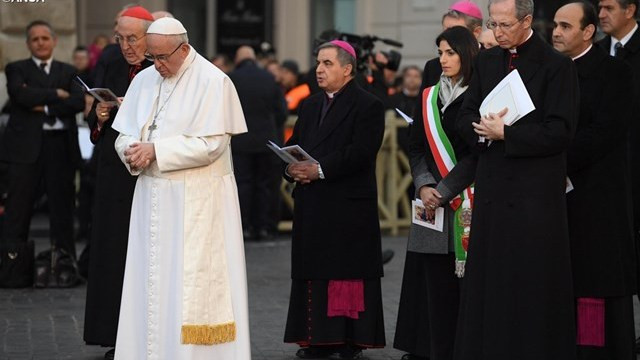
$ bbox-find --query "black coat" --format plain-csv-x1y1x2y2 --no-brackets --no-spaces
453,33,579,360
2,59,84,165
597,27,640,286
567,46,636,297
229,59,286,152
83,52,152,346
420,57,442,90
285,79,385,280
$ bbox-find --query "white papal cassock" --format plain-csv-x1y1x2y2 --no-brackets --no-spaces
112,45,250,360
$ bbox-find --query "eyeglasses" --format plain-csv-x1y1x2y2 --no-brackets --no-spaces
486,15,528,31
144,43,184,63
114,34,146,46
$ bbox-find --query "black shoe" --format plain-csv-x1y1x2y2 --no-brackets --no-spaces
401,353,428,360
104,348,115,360
328,346,363,359
296,346,335,359
382,249,395,265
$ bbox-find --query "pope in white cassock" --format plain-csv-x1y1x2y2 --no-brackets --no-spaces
111,17,250,360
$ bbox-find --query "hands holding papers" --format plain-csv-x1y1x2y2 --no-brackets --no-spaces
473,107,508,140
476,70,535,142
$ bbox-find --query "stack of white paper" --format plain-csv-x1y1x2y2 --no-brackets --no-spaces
479,69,535,126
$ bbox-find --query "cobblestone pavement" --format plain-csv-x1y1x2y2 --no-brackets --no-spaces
2,232,639,360
0,234,407,360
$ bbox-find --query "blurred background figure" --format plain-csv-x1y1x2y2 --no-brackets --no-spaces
87,34,110,70
211,53,234,74
151,10,174,19
230,45,287,241
73,46,93,87
478,28,498,49
265,59,282,83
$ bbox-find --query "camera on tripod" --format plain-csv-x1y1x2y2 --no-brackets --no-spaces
315,30,404,73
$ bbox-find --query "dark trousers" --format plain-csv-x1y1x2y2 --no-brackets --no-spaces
395,252,459,360
2,131,76,257
233,151,281,233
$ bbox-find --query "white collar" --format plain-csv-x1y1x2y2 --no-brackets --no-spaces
572,44,592,61
612,22,638,46
32,56,53,67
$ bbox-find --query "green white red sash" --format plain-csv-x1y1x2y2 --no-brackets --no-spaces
422,83,474,278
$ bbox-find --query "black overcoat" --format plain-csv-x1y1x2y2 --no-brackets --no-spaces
285,79,385,280
567,46,636,298
83,52,152,346
453,33,579,360
597,26,640,289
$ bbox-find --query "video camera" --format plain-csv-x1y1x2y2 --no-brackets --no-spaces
315,30,404,73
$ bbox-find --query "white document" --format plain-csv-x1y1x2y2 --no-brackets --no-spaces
412,199,444,232
77,127,94,160
267,140,318,164
395,108,414,124
566,177,574,193
76,76,120,106
479,69,535,126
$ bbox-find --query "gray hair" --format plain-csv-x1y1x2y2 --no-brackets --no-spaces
488,0,534,19
316,42,356,76
616,0,639,16
442,10,483,31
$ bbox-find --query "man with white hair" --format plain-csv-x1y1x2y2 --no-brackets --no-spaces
112,17,250,359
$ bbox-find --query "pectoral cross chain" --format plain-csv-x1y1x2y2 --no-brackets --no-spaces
147,121,158,141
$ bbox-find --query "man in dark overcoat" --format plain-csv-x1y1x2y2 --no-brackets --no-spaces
229,45,286,240
282,40,386,360
453,0,579,359
553,2,636,359
82,6,153,360
595,0,640,349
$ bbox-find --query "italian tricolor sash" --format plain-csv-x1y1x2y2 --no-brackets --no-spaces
422,83,474,278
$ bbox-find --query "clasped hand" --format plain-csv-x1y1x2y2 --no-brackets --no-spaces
288,163,319,184
472,107,508,141
419,186,443,221
125,142,156,172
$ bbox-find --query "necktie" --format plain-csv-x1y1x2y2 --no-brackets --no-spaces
40,62,48,74
614,42,624,58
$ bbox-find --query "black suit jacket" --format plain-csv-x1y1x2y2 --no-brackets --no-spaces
567,46,636,297
285,79,385,280
2,59,84,165
229,59,286,152
597,25,640,235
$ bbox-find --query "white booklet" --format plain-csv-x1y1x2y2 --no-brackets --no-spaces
479,69,535,126
76,76,120,106
395,108,414,124
267,140,318,164
412,199,444,232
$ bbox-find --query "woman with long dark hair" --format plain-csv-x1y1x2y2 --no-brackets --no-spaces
394,26,479,360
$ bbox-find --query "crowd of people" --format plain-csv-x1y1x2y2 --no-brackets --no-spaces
0,0,638,359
